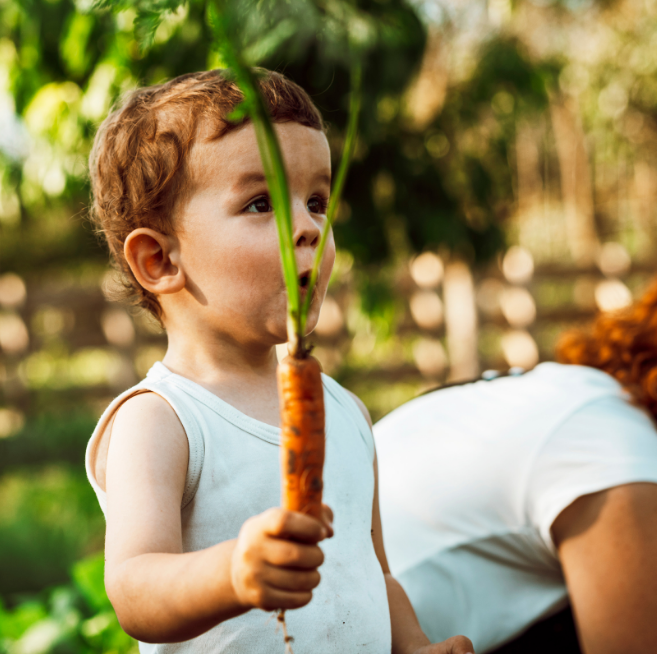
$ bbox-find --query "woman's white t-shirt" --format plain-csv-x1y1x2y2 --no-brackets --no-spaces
373,362,657,653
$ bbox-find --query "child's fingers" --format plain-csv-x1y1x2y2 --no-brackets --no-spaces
262,507,327,543
262,564,321,592
254,587,314,612
265,538,325,570
320,503,334,537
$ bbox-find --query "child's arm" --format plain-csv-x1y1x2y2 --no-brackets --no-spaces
347,392,475,654
103,392,331,643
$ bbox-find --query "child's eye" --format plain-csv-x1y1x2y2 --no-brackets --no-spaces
245,197,272,213
307,196,328,215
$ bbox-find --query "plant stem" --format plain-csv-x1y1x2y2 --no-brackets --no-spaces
209,0,302,351
300,61,362,333
247,92,301,348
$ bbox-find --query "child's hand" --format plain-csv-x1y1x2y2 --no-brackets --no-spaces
230,505,333,612
412,636,475,654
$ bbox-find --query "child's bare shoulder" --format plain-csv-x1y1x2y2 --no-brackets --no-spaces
93,392,188,493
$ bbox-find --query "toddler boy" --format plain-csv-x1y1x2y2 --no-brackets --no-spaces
85,68,474,654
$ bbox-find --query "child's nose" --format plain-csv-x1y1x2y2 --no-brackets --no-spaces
292,202,321,249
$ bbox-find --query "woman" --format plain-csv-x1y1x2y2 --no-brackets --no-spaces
374,281,657,653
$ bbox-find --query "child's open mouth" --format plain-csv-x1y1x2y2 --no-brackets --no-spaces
298,272,316,302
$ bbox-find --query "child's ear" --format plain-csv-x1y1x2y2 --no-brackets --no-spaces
124,228,185,295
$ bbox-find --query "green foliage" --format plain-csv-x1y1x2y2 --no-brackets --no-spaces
92,0,189,51
0,465,105,596
302,61,362,330
464,38,556,117
0,414,97,475
71,555,111,614
0,552,136,654
60,14,96,79
398,37,561,264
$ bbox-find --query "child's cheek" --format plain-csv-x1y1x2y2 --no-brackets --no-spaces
321,239,337,285
229,236,281,283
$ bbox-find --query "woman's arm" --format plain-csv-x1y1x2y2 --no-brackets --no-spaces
552,482,657,654
346,391,474,654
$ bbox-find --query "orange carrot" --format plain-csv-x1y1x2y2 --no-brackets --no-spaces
278,354,325,519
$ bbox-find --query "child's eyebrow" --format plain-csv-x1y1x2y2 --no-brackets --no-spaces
233,172,268,189
232,172,331,193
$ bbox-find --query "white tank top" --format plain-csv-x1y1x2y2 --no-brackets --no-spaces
85,362,391,654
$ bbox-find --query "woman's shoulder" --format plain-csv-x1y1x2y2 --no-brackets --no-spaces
372,362,632,457
527,362,623,392
527,386,657,552
462,362,625,413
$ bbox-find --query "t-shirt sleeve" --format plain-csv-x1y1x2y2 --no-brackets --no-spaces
526,395,657,553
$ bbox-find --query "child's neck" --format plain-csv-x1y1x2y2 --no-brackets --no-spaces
161,324,282,428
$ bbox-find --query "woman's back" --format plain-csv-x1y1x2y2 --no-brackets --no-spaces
374,362,657,652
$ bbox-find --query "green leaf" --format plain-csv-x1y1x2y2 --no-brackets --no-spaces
71,552,111,613
242,17,297,65
134,8,163,51
94,0,191,52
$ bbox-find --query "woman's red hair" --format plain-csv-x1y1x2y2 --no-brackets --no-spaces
556,279,657,421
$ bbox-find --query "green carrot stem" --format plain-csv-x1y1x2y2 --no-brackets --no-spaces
247,92,301,340
300,60,362,333
209,0,301,349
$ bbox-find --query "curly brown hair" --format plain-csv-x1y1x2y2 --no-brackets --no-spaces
89,68,324,320
556,279,657,420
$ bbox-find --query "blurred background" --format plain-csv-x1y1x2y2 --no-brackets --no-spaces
1,0,656,650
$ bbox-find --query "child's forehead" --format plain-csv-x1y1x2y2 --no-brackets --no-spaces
187,121,331,192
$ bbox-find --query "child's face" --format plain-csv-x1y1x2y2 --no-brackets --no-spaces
173,121,335,347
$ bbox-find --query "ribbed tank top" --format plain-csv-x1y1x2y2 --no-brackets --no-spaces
85,362,391,654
